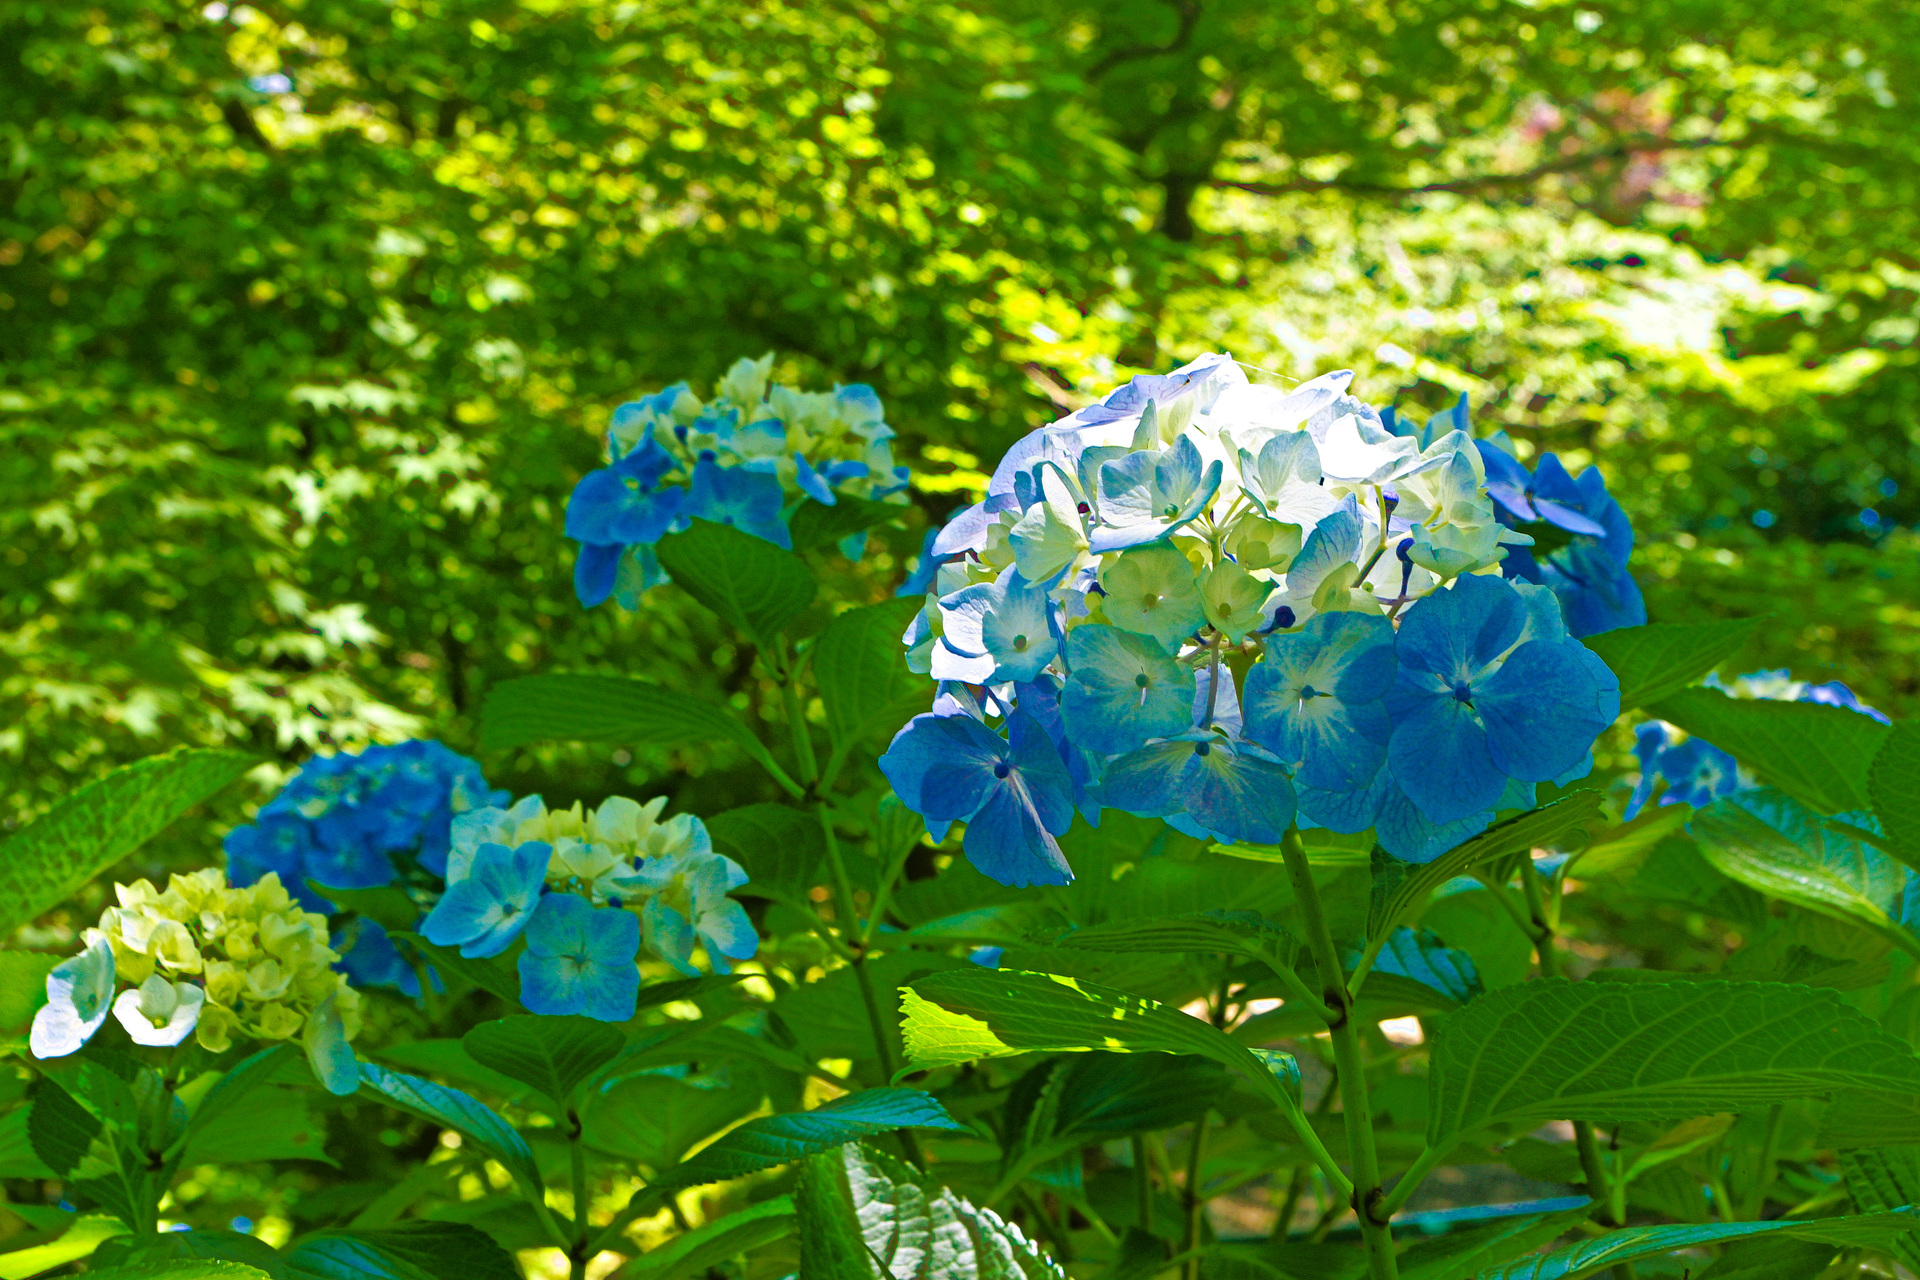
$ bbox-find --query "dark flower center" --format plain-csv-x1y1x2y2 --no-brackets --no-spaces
1452,683,1474,705
1012,634,1029,651
1134,673,1151,689
1194,742,1211,757
993,761,1011,779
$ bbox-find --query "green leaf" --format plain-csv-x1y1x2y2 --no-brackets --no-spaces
1479,1209,1920,1280
95,1230,287,1280
1842,1146,1920,1272
581,1075,760,1168
1823,1089,1920,1149
652,1088,966,1190
901,969,1303,1119
1426,979,1920,1152
284,1223,520,1280
613,1197,795,1280
388,932,520,1004
184,1046,300,1148
1566,805,1693,877
1360,792,1604,972
1365,928,1482,1008
1047,911,1291,964
1396,1204,1594,1280
78,1265,272,1280
182,1046,331,1166
1650,688,1891,815
307,885,421,934
1583,617,1761,712
477,672,768,765
28,1076,105,1176
795,1142,1064,1280
789,494,901,553
0,1215,129,1280
811,598,930,759
0,1107,53,1178
372,1040,529,1100
0,748,256,936
354,1063,542,1197
1690,789,1912,951
1870,721,1920,869
654,518,817,646
1693,1238,1840,1280
705,804,826,903
460,1015,624,1108
0,951,59,1033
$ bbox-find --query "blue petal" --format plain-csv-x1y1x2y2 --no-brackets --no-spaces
1387,690,1507,825
420,841,549,958
1389,574,1529,699
519,893,640,1022
1176,739,1296,844
574,542,624,608
794,453,837,505
1060,624,1196,755
1243,612,1396,791
1091,437,1223,553
1474,640,1621,783
879,713,1004,824
684,458,791,549
1372,772,1491,863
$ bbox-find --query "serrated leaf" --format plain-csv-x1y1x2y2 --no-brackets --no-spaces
797,1142,1065,1280
284,1222,520,1280
1479,1208,1920,1280
1870,722,1920,870
180,1085,331,1166
1650,688,1891,816
461,1015,624,1108
901,969,1302,1121
614,1197,795,1280
1842,1146,1920,1272
655,518,817,646
0,951,60,1034
1396,1204,1593,1280
1366,928,1482,1008
789,494,901,553
1693,1238,1839,1280
812,599,931,760
80,1265,273,1280
1427,980,1920,1152
706,804,826,903
1690,789,1911,950
0,1214,129,1280
1583,618,1761,712
0,748,256,936
581,1075,760,1169
652,1088,967,1190
355,1063,542,1197
477,673,769,770
95,1230,287,1280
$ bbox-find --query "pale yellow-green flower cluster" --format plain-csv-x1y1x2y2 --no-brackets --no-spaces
95,868,360,1055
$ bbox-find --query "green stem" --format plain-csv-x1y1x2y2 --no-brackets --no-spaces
1744,1104,1786,1220
777,645,820,786
1201,631,1225,728
1376,1146,1444,1220
586,1186,664,1257
1278,828,1397,1280
1354,485,1395,582
1182,1116,1209,1280
1134,1134,1155,1234
567,1111,590,1280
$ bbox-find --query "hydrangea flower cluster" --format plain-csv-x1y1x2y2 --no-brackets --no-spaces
224,741,507,910
30,870,361,1094
566,352,912,609
1627,670,1890,817
1388,396,1646,638
882,354,1622,877
417,795,757,1021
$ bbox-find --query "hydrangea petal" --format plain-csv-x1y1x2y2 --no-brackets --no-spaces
1060,624,1196,754
519,893,641,1021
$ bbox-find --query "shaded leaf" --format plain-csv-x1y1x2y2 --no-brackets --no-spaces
355,1063,541,1196
580,1075,760,1168
812,598,930,760
1427,979,1920,1151
1650,688,1890,816
461,1015,624,1107
1365,928,1482,1008
613,1196,795,1280
706,804,826,903
284,1223,519,1280
654,518,817,646
388,932,520,1004
1583,618,1761,712
1396,1204,1593,1280
790,494,900,553
0,749,256,936
1870,721,1920,870
95,1231,286,1280
1479,1209,1920,1280
1841,1146,1920,1272
653,1088,966,1189
477,673,768,770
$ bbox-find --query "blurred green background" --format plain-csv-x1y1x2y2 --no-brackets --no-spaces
4,0,1918,845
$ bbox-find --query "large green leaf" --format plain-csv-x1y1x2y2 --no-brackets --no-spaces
355,1063,542,1196
795,1142,1065,1280
94,1231,287,1280
1870,722,1920,869
1426,979,1920,1151
0,951,60,1033
460,1015,624,1108
38,1261,267,1280
901,969,1302,1118
652,1088,967,1189
811,598,930,761
180,1045,331,1166
1649,688,1891,815
284,1223,520,1280
789,494,901,553
1396,1204,1594,1280
1479,1209,1920,1280
1583,618,1761,712
0,748,256,936
581,1075,760,1168
705,803,826,903
477,672,768,769
1842,1146,1920,1272
613,1197,796,1280
0,1215,130,1280
1690,789,1913,952
1824,1089,1920,1149
654,518,817,646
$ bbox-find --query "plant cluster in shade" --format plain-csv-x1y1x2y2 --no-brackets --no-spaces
30,870,361,1094
566,352,913,608
883,354,1626,882
1627,669,1892,817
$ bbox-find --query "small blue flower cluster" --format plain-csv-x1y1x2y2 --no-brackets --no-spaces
416,796,757,1021
567,353,912,609
1628,669,1890,818
882,356,1622,877
225,741,508,910
1386,395,1645,638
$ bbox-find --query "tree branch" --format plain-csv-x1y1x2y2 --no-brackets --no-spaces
1085,0,1201,81
1209,134,1747,200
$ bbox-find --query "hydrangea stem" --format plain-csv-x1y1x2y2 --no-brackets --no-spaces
567,1109,590,1280
1520,859,1623,1231
1277,827,1398,1280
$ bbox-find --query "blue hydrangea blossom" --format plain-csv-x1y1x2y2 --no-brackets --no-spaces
892,355,1627,876
567,353,912,609
518,892,642,1021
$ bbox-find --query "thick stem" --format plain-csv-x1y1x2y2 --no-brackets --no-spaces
1133,1134,1154,1234
1278,828,1397,1280
567,1112,590,1280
